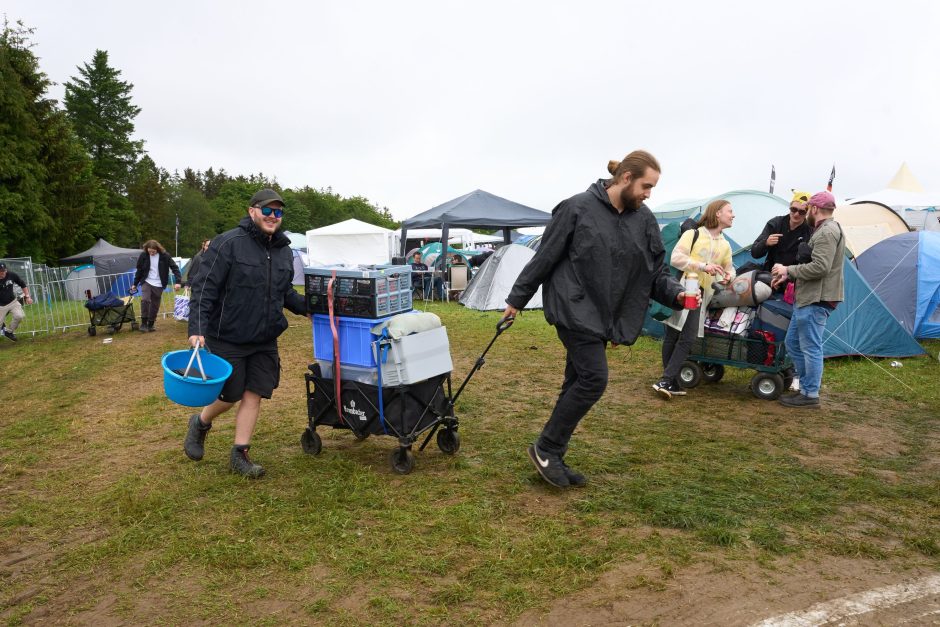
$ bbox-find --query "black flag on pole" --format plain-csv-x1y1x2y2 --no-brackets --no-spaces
827,164,835,192
769,165,776,194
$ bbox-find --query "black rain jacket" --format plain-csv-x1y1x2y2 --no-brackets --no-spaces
188,217,307,344
506,180,683,344
750,214,812,270
133,251,182,289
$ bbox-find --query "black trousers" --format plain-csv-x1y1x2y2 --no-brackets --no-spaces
661,308,700,382
536,326,608,457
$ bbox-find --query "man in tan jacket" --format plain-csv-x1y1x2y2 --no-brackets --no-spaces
771,191,845,409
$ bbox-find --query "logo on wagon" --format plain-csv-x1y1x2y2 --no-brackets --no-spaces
343,399,367,422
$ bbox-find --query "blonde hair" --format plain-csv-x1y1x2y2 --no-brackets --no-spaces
607,150,661,181
697,200,730,229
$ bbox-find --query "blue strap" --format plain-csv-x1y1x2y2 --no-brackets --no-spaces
374,328,390,435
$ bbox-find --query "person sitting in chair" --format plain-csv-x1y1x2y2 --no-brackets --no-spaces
410,252,430,298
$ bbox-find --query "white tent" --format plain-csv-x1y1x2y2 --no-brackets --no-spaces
835,201,911,256
395,227,475,248
306,219,399,266
459,244,542,310
849,163,940,232
283,231,308,251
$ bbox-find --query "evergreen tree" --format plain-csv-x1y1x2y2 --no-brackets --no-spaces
0,20,104,261
128,155,172,244
63,49,143,246
64,49,143,194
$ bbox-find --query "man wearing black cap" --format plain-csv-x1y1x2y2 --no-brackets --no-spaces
183,188,308,477
0,263,33,342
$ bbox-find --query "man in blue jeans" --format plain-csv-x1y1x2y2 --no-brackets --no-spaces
503,151,685,488
772,190,845,409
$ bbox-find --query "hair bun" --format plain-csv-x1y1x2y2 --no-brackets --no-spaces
607,160,621,175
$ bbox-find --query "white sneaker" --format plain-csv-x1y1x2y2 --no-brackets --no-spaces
789,376,800,392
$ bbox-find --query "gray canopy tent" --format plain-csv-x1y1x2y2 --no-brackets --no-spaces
61,238,141,276
399,190,552,263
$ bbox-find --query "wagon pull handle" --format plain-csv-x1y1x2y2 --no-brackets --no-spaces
496,315,515,334
183,345,209,381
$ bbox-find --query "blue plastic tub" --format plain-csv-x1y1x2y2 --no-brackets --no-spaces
162,349,233,407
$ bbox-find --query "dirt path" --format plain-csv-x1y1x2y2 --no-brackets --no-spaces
513,556,940,626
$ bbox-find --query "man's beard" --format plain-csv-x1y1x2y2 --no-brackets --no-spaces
619,186,642,211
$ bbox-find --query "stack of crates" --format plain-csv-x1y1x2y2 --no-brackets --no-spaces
307,263,411,378
307,264,452,387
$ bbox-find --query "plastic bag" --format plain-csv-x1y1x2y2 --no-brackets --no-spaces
173,289,190,321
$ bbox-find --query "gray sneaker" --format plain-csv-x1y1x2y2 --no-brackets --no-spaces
183,413,211,461
560,458,587,487
527,444,570,488
230,446,265,478
779,393,820,409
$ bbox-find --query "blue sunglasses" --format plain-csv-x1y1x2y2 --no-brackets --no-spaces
258,205,284,218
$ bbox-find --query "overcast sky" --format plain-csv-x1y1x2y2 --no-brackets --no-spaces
7,1,940,219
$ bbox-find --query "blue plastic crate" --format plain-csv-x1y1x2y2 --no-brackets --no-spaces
312,314,392,367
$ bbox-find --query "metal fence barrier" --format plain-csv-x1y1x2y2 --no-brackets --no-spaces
8,273,179,339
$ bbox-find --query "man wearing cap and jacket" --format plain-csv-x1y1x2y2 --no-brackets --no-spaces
0,263,33,342
183,188,308,477
771,191,845,410
750,190,813,282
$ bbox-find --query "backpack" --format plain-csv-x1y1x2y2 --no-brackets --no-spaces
648,219,700,321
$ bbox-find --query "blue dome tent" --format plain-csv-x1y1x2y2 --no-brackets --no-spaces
856,231,940,339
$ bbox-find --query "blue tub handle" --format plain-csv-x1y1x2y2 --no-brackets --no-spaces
183,346,208,381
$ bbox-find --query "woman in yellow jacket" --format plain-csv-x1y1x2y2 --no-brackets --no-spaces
654,199,736,399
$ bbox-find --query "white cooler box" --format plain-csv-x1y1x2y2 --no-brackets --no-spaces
373,326,453,386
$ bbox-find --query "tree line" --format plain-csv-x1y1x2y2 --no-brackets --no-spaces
0,19,398,264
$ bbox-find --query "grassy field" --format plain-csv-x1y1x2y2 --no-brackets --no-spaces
1,302,938,625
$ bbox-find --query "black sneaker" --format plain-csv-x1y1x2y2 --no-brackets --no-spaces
4,330,17,342
183,413,211,461
560,459,587,487
779,393,820,409
230,446,265,478
652,378,673,399
668,380,687,396
527,444,570,488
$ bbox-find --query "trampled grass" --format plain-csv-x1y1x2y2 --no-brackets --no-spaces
1,302,938,624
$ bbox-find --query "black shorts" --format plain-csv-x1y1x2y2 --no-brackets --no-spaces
205,336,281,402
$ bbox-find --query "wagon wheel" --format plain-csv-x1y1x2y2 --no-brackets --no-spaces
677,361,703,388
750,373,785,400
782,367,795,391
436,428,461,455
701,363,725,383
112,323,123,332
300,428,322,455
389,447,415,474
88,326,96,336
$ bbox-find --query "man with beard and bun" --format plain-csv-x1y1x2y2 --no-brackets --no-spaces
183,188,308,478
503,151,686,488
771,190,845,410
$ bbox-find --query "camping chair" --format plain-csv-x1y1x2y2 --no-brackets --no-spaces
447,264,469,301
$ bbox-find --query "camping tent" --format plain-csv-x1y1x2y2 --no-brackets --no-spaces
642,222,925,358
652,190,789,248
855,231,940,339
306,219,399,266
283,231,308,251
459,244,542,310
64,264,99,300
399,189,552,258
849,163,940,232
60,238,141,276
836,201,911,256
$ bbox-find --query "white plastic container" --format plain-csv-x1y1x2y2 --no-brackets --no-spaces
373,326,453,386
314,359,380,385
